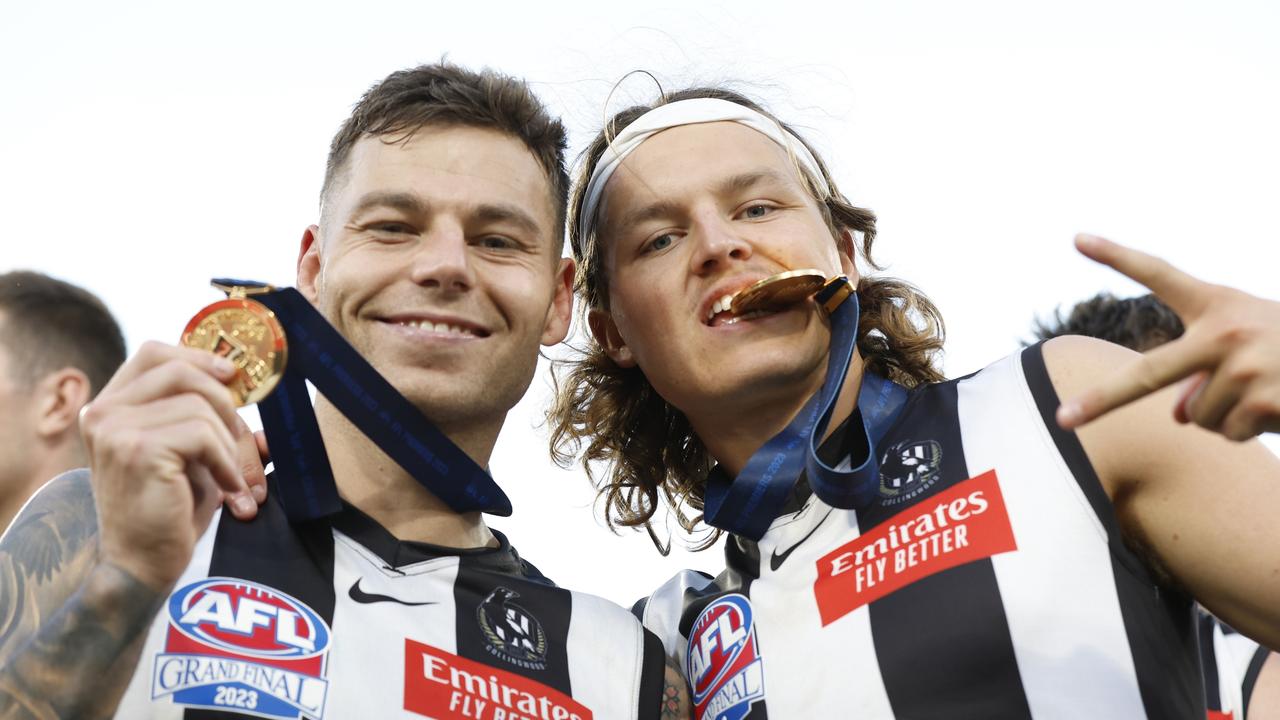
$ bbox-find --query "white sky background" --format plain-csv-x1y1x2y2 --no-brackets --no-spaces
2,0,1277,607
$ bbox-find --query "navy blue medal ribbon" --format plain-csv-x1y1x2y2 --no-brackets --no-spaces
702,277,909,541
215,279,512,522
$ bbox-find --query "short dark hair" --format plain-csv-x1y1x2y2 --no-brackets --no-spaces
0,271,126,396
1030,292,1184,352
322,62,570,246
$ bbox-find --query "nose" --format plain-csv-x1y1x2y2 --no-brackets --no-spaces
688,210,752,275
408,220,475,294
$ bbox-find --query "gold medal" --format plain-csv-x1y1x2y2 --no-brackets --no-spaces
180,283,287,407
730,269,828,315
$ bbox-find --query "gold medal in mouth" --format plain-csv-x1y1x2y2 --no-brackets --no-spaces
729,269,828,316
180,284,287,407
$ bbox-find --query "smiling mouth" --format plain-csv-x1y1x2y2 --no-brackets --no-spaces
384,318,489,338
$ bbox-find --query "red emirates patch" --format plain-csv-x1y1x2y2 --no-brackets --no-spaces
403,639,592,720
814,470,1017,626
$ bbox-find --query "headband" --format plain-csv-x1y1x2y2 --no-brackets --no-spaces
578,97,830,248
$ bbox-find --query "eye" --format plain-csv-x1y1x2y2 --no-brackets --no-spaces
371,222,414,235
741,204,773,219
476,235,518,250
645,233,676,253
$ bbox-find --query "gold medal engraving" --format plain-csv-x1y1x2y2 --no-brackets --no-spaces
730,269,828,315
181,294,287,407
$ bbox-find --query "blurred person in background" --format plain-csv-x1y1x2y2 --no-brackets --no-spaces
1034,292,1279,720
0,270,126,532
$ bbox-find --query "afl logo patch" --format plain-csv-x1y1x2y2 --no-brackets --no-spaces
477,587,548,670
879,439,943,504
151,577,330,719
687,594,766,720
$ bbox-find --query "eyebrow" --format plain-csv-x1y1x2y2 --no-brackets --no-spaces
349,192,545,238
611,168,799,235
350,191,427,217
471,202,545,238
716,169,796,197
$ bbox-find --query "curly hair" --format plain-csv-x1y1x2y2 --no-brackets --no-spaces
548,86,946,553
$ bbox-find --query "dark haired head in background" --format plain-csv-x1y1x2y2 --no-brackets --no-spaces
0,270,125,531
1030,292,1183,352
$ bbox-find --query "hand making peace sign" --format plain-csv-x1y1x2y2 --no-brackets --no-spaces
1056,234,1280,441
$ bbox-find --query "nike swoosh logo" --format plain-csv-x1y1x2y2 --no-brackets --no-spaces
769,508,834,572
348,579,435,607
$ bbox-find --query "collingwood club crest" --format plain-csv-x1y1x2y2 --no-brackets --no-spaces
879,439,943,505
476,587,548,670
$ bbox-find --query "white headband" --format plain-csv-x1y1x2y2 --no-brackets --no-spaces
578,97,830,248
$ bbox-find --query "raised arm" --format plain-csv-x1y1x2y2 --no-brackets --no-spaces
0,342,263,719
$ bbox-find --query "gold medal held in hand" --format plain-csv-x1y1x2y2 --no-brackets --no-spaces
180,282,287,407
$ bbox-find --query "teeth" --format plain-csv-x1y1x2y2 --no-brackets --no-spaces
396,320,476,337
717,309,774,326
707,294,738,321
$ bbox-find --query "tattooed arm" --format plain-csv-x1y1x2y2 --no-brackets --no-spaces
0,342,266,719
661,654,692,720
0,470,163,719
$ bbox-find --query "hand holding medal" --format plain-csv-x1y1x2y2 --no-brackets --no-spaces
179,279,512,523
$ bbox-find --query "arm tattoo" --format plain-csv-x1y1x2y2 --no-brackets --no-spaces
0,470,164,719
662,653,692,719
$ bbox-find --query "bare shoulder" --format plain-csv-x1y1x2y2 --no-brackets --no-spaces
1039,334,1139,400
0,469,100,661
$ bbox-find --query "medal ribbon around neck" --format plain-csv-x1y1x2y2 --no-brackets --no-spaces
193,279,511,522
701,277,909,541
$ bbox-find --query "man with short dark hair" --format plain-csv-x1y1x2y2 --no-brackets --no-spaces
0,63,682,719
0,270,126,531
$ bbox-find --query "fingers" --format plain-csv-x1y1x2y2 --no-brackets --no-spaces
232,415,267,518
103,357,241,434
1184,352,1280,441
187,462,225,530
254,430,271,465
163,417,247,499
100,341,237,397
1173,371,1210,424
1074,234,1212,321
1058,334,1220,428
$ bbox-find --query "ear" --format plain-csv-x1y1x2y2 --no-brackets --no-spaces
587,308,636,367
836,228,860,284
540,258,576,346
33,368,91,440
296,224,323,304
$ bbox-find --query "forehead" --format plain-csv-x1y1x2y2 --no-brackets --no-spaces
335,125,556,232
599,121,802,222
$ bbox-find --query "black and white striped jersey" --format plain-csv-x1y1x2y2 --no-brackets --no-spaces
112,476,665,720
1200,612,1272,720
637,343,1208,719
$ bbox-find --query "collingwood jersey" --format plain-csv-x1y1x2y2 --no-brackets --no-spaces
1200,613,1272,720
638,343,1214,719
114,476,665,720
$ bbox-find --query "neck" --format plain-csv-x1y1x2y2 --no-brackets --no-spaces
0,443,83,534
693,351,866,478
314,398,499,549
